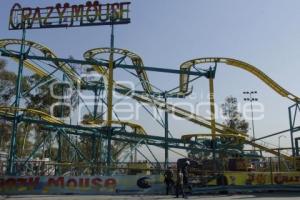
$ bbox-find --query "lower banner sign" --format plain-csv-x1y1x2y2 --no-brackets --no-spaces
0,175,164,194
224,172,300,186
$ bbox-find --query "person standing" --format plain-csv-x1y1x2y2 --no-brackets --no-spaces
176,170,185,198
183,160,191,195
164,166,174,195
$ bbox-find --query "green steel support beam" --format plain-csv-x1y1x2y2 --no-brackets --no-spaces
21,133,51,172
145,141,160,165
253,127,300,142
119,139,144,163
56,131,62,175
60,130,92,165
105,22,115,175
208,66,217,171
7,28,26,175
106,128,112,175
288,104,300,157
164,94,169,169
0,115,218,153
91,135,96,175
135,148,157,169
55,74,66,175
0,50,207,76
22,68,58,97
295,137,300,156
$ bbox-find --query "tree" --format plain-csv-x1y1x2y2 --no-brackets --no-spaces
25,73,77,164
0,59,31,153
80,113,122,164
0,57,123,174
221,96,249,157
221,96,249,133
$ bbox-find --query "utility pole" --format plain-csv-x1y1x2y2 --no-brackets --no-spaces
243,91,258,141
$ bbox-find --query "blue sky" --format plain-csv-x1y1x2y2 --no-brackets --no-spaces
1,0,300,160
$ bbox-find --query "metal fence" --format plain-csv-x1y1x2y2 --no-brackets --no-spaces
0,156,298,176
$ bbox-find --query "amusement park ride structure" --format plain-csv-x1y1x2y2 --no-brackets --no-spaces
1,2,300,187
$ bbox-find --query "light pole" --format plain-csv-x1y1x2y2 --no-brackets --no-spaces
278,135,287,172
243,91,258,141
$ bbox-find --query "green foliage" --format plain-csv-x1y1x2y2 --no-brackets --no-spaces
80,114,120,163
188,96,250,161
0,120,11,151
0,61,17,106
0,60,31,153
0,60,6,70
0,57,122,170
221,96,249,157
221,96,249,133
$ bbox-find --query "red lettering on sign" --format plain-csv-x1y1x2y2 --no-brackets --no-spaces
28,177,40,189
56,3,70,25
6,178,17,188
92,178,103,188
120,2,130,20
99,4,110,22
66,178,77,188
9,1,131,30
71,4,84,25
17,178,27,186
79,178,90,188
111,3,120,20
47,177,64,187
0,178,4,189
86,1,99,23
104,178,117,188
29,7,42,28
9,3,22,29
44,7,54,26
21,7,32,28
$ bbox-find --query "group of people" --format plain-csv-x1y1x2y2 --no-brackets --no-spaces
163,160,190,198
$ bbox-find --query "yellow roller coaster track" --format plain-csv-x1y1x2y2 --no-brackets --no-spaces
83,49,292,159
180,133,290,160
181,133,246,141
0,39,81,85
0,106,147,138
84,47,153,94
180,57,300,102
81,119,147,135
0,39,148,138
127,92,292,160
0,39,294,160
0,106,63,125
83,48,247,137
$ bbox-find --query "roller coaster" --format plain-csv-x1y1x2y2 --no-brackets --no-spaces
1,29,300,194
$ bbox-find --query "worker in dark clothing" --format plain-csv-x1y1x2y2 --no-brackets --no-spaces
164,167,174,195
176,158,194,198
182,160,190,192
176,170,185,198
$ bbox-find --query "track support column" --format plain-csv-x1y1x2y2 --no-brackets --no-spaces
56,131,62,175
209,66,217,170
107,21,115,127
91,135,96,175
106,17,115,174
164,93,169,169
106,128,112,175
7,27,26,175
295,137,300,156
288,103,300,157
